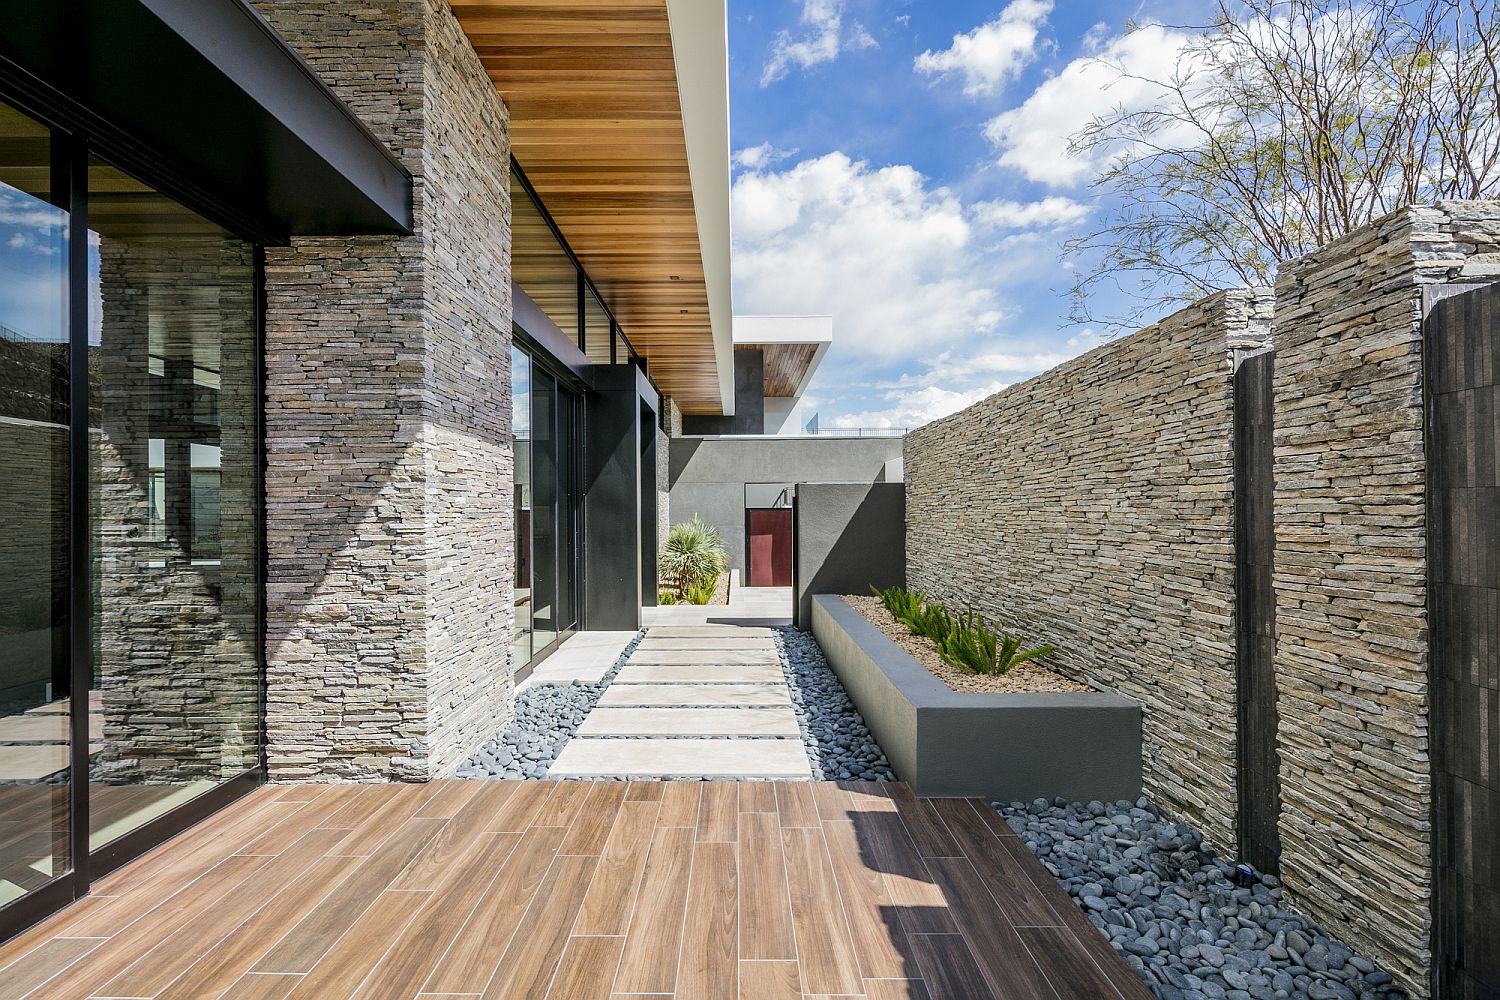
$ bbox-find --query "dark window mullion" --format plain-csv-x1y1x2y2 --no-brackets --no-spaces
63,129,90,888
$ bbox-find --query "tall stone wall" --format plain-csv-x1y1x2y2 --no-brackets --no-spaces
905,289,1272,853
254,0,513,780
1270,202,1500,990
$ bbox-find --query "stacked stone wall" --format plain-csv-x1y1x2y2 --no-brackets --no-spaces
1269,202,1500,991
905,289,1271,854
255,0,513,780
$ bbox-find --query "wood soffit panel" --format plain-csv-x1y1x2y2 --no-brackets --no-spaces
452,0,722,414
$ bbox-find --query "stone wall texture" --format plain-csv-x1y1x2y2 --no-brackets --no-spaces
254,0,513,781
1270,202,1500,991
905,289,1272,855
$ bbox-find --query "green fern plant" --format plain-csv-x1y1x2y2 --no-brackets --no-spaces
936,608,999,674
658,591,678,606
870,584,924,624
992,632,1054,675
684,573,718,605
906,601,956,644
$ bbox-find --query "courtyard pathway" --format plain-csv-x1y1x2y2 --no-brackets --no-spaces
548,623,814,779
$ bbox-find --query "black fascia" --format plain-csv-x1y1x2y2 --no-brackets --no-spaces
0,0,413,243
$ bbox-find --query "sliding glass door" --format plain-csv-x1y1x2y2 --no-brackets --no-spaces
0,95,264,933
509,338,580,675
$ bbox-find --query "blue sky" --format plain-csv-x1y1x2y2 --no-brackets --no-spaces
727,0,1201,429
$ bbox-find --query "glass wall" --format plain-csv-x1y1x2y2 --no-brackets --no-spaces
509,340,580,674
511,175,578,343
583,289,611,364
0,100,71,907
0,99,263,927
85,157,261,849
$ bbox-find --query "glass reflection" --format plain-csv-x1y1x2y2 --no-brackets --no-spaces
87,157,259,849
511,346,532,670
0,101,70,904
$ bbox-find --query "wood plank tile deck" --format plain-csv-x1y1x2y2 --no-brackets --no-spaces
0,780,1154,1000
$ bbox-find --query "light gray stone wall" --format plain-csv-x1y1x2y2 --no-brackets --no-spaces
1270,202,1500,992
905,289,1272,854
255,0,513,781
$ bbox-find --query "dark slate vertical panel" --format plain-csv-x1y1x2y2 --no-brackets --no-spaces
1233,350,1282,874
1428,282,1500,1000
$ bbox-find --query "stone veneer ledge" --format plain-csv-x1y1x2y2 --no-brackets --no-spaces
254,0,514,781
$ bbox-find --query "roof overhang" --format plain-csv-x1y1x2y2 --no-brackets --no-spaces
457,0,733,416
0,0,413,242
733,315,833,399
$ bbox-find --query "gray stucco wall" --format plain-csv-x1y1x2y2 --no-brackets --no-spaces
680,349,764,436
666,435,904,577
794,483,905,626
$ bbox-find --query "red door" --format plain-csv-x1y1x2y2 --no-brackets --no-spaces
747,509,793,587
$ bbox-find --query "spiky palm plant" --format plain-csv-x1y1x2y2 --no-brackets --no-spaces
660,515,728,597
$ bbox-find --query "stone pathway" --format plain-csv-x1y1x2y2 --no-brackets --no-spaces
548,624,814,779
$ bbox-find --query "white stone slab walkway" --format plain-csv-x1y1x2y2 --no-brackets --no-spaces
549,622,812,779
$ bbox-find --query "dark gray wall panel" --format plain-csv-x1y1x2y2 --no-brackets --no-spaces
793,482,905,627
681,348,764,435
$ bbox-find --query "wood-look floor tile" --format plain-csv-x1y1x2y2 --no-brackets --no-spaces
885,784,961,858
330,783,440,856
393,781,515,890
929,799,1061,928
534,779,594,828
414,779,484,818
559,782,627,855
625,780,665,801
0,936,102,999
677,841,738,1000
696,782,738,842
481,853,599,999
286,888,429,999
251,816,444,975
353,832,522,999
1019,925,1134,1000
774,780,820,828
739,959,801,999
100,828,350,997
30,853,271,998
738,811,796,960
843,780,899,813
924,855,1056,1000
781,825,863,995
907,932,997,1000
812,781,853,821
421,825,566,994
317,783,402,830
546,935,624,999
824,817,916,979
656,780,702,826
574,800,661,936
488,780,557,831
156,855,360,1000
739,781,778,812
866,977,934,999
856,811,957,935
239,786,360,855
218,971,302,1000
613,825,694,993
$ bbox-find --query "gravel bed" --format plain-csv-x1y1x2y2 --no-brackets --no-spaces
453,631,643,779
845,594,1086,694
775,626,895,781
997,797,1408,1000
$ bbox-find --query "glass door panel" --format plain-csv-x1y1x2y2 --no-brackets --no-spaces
0,102,71,904
530,369,559,653
86,156,260,849
510,346,532,671
555,392,577,634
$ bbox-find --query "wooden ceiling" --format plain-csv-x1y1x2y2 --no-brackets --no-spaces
743,342,820,398
453,0,723,414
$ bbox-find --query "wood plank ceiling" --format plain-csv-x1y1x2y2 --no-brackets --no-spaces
743,342,820,398
452,0,723,414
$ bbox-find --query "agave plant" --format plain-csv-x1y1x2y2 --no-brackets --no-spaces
659,515,728,597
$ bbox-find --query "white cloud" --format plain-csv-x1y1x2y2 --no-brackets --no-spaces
830,382,1010,430
971,195,1089,230
762,0,876,86
895,347,1076,387
984,23,1192,185
733,142,798,171
915,0,1053,96
732,152,1007,363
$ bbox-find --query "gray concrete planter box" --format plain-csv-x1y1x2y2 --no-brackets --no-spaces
811,594,1142,801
